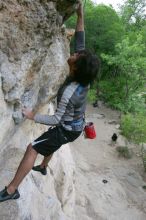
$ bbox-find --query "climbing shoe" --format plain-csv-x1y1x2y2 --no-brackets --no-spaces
0,187,20,202
32,165,47,175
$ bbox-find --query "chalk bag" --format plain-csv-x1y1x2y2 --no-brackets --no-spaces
84,122,96,139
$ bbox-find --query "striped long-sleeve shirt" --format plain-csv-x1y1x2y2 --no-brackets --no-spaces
34,31,88,131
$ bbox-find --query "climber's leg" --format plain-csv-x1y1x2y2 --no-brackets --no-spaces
32,153,53,175
7,144,38,194
40,153,53,168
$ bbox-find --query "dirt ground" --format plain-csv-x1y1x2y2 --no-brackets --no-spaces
70,103,146,220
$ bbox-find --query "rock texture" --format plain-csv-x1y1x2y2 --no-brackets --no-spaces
0,0,80,219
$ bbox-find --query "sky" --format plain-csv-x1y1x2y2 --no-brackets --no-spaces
91,0,125,10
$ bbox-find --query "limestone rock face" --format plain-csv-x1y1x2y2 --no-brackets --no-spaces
0,0,80,219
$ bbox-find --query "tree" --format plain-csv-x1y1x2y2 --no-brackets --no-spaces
85,2,125,54
120,0,146,30
101,34,146,112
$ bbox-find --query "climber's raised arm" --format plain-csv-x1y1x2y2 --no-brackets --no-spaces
74,2,85,52
76,2,84,32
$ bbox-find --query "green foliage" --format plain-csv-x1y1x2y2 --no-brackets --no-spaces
102,34,146,75
101,34,146,112
142,146,146,171
120,112,146,144
120,0,146,31
99,78,126,111
99,79,146,113
116,146,132,159
84,2,125,54
87,88,97,103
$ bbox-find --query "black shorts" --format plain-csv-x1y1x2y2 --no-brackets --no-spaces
32,126,82,156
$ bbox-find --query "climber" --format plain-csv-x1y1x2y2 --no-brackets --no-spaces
0,1,100,202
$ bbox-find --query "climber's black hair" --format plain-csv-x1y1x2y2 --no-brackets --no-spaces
73,50,100,86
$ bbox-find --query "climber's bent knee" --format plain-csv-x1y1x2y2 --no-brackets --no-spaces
26,144,38,155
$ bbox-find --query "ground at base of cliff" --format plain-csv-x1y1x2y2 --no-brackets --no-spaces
71,102,146,220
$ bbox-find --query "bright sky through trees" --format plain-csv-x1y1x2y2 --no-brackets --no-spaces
91,0,125,10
